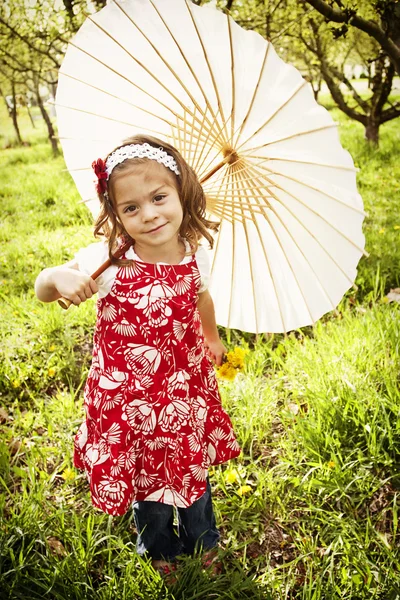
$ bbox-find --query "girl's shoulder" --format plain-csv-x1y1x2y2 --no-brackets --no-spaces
75,240,118,299
193,245,211,293
74,240,110,274
194,244,210,269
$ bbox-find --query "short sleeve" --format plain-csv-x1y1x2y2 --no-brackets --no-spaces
195,246,211,293
74,241,118,298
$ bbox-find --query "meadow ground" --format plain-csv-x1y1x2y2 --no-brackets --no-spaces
0,96,400,599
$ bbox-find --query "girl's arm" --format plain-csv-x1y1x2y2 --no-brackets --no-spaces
35,260,98,305
197,290,226,366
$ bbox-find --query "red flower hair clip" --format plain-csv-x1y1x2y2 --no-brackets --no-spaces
92,158,108,195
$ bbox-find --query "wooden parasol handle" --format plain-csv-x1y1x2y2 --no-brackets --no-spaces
58,240,134,310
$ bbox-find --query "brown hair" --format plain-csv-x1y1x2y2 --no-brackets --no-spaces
93,134,219,265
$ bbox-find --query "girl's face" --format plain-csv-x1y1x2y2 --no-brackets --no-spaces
112,161,183,252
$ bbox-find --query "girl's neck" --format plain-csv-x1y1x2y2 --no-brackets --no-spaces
133,238,186,265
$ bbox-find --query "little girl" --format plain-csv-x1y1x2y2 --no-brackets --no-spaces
35,134,240,572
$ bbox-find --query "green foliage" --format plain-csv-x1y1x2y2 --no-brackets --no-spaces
332,102,400,293
1,100,400,598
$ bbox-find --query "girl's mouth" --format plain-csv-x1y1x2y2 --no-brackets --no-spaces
146,223,166,234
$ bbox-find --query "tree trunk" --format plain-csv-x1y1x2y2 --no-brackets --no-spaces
11,81,23,145
0,85,13,120
27,105,36,128
365,117,379,144
34,79,58,157
310,73,322,101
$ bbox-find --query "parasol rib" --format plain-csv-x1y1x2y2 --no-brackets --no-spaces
194,112,234,178
54,100,169,135
201,155,264,187
256,166,366,216
228,15,235,143
227,170,237,328
192,109,229,174
83,15,221,142
206,198,234,224
247,155,357,172
232,163,259,331
208,168,233,273
185,105,196,165
112,0,225,145
191,107,212,171
235,80,308,153
239,166,333,320
201,151,354,189
192,107,217,172
66,40,183,122
58,71,176,131
241,123,338,155
248,162,367,257
146,0,228,146
235,168,288,330
175,115,184,163
246,163,361,287
233,42,270,149
185,0,229,143
170,120,179,160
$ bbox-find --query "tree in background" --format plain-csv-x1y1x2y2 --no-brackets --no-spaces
2,0,399,148
213,0,400,144
303,0,400,77
0,0,94,153
298,15,400,144
0,71,24,145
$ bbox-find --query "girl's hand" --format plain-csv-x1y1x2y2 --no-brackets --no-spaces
50,267,98,305
205,338,227,366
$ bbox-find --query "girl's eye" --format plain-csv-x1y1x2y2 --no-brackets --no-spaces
153,194,166,203
124,205,138,214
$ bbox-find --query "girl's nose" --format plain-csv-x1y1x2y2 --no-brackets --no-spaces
141,204,159,222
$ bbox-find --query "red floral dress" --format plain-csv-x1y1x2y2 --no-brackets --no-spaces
74,253,240,516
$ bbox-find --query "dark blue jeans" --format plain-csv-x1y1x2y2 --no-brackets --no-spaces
132,478,220,560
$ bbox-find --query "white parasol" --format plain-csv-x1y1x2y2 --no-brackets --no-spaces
55,0,366,333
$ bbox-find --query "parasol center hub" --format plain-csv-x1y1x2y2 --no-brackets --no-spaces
222,145,239,164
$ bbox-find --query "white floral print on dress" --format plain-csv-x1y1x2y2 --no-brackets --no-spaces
74,254,240,515
124,344,161,374
122,398,157,434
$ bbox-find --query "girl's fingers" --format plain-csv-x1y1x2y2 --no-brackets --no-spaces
66,280,97,305
76,290,88,303
215,354,223,366
89,278,98,294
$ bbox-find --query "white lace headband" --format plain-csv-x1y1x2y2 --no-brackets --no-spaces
105,143,180,177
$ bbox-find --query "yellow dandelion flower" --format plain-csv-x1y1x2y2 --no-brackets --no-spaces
49,345,56,352
237,484,252,497
394,225,400,230
216,363,237,381
224,469,239,484
327,461,335,468
226,347,249,370
48,367,56,377
12,380,21,388
379,228,386,234
61,467,75,482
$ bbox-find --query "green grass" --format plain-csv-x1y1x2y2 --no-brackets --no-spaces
1,99,400,599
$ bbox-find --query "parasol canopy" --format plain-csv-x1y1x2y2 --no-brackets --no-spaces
55,0,366,333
